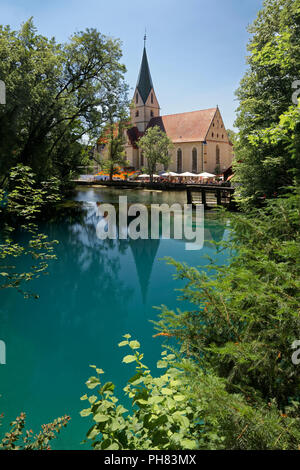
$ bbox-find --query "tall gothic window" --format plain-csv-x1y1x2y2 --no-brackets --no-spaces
135,110,139,117
177,148,182,173
192,148,197,173
216,145,220,165
151,93,153,104
136,93,138,104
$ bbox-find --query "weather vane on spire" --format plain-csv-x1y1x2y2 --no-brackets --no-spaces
144,29,147,47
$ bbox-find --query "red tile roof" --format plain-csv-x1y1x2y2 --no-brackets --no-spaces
146,108,217,143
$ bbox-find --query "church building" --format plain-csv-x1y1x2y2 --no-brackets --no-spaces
100,42,234,175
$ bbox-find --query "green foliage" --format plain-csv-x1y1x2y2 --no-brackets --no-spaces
93,77,130,179
81,334,300,450
155,189,300,407
0,412,70,450
80,335,221,450
137,126,173,182
234,0,300,205
0,164,60,297
0,18,127,185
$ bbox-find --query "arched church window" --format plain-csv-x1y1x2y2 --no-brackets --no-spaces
136,110,139,117
177,148,182,173
192,148,197,173
216,145,220,165
150,110,154,117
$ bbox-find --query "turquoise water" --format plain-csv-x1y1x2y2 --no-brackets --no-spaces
0,187,230,450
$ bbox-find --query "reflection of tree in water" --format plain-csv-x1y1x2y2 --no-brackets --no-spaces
203,213,227,249
43,202,134,322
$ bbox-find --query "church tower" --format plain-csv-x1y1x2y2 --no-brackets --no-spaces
131,37,160,132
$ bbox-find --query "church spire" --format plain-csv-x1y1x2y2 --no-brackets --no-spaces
131,36,160,134
136,44,153,104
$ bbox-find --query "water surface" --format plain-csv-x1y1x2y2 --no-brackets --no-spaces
0,187,230,449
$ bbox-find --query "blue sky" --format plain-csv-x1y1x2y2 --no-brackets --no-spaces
0,0,264,129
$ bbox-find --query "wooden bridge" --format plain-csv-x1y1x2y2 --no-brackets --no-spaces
186,185,235,209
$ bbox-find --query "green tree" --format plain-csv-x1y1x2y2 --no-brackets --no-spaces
233,0,300,206
97,82,130,180
137,126,173,182
226,129,238,146
0,18,127,187
0,164,60,297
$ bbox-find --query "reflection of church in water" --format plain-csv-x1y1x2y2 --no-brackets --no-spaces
129,237,160,304
95,202,226,303
128,222,226,304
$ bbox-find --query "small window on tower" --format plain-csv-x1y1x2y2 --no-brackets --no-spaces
151,93,153,104
136,110,139,117
150,110,154,117
136,93,138,104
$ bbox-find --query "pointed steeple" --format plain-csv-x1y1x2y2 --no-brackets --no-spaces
131,37,160,135
136,46,153,104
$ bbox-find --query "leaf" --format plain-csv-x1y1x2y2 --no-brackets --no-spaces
88,395,97,404
94,413,109,423
148,395,165,405
86,426,99,440
181,439,198,450
80,408,92,417
122,355,136,364
129,340,140,349
107,442,119,450
101,382,115,393
116,405,128,415
172,412,189,428
136,399,148,406
86,376,100,389
157,360,168,369
173,394,185,402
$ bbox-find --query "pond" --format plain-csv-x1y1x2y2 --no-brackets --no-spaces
0,186,231,450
